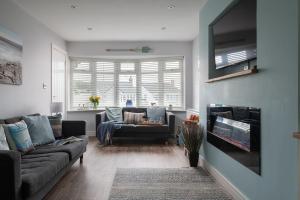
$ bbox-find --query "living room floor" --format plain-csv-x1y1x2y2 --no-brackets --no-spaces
44,137,189,200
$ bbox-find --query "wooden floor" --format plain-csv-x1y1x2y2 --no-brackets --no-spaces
44,137,189,200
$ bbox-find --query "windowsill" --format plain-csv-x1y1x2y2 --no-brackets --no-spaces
67,108,187,113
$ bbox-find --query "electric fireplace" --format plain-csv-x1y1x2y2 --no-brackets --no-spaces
207,104,261,175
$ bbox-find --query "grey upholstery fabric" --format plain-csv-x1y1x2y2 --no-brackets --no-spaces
62,120,86,138
0,150,22,200
29,135,88,160
166,112,175,134
21,152,69,197
113,125,170,138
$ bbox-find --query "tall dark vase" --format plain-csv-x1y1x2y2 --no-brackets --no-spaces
188,152,199,167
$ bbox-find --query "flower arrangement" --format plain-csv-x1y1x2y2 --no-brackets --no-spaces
89,96,101,109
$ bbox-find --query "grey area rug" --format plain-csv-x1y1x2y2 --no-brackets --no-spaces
109,168,233,200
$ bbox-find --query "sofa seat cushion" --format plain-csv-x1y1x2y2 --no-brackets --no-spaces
28,135,88,160
21,152,69,197
113,124,170,138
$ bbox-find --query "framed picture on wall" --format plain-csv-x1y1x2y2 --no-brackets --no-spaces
0,25,23,85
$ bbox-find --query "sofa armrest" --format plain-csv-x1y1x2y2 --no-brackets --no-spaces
166,112,175,134
0,150,21,200
62,120,86,137
96,111,107,131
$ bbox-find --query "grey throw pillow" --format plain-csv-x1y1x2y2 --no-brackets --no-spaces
48,115,62,138
23,115,55,146
147,107,166,124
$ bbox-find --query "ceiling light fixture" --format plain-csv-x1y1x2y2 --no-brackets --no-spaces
167,4,176,9
87,27,93,31
161,27,167,30
70,5,78,9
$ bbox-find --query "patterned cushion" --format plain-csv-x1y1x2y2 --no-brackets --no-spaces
147,107,166,124
3,120,34,153
22,115,55,146
124,112,145,124
48,115,62,138
105,107,122,122
0,125,9,150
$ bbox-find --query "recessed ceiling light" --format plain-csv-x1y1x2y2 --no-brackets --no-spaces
167,4,176,9
87,27,93,31
161,27,167,30
70,5,78,9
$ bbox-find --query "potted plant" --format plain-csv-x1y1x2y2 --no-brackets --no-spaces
89,96,101,109
181,122,204,167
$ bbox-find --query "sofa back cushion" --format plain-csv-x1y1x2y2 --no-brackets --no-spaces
22,115,55,146
147,107,166,124
0,125,9,150
3,120,34,153
123,112,145,124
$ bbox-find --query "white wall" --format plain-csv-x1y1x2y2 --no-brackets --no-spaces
0,0,66,118
66,41,193,133
192,36,200,110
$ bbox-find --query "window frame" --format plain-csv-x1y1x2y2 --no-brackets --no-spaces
69,56,185,110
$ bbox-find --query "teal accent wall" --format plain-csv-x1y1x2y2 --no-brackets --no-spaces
198,0,299,199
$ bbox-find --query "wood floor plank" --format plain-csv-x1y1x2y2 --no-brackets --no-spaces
44,137,188,200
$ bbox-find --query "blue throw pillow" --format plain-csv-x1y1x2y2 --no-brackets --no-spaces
23,115,55,146
3,120,34,153
105,107,122,122
147,107,166,124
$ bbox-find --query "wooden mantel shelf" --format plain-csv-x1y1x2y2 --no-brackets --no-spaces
293,132,300,139
206,68,258,83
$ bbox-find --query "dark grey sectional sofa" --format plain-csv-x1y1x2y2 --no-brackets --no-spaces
0,117,88,200
96,107,175,142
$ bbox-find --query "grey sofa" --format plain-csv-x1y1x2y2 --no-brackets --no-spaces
0,116,88,200
96,107,175,142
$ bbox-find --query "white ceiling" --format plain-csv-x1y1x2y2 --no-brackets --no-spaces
13,0,206,41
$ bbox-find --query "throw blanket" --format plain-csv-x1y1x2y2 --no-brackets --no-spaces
96,121,123,144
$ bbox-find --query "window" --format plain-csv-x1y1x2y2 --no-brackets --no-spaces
69,57,184,109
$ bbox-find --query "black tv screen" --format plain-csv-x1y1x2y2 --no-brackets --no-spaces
212,0,257,70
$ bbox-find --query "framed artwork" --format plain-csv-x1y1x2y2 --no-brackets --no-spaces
0,25,22,85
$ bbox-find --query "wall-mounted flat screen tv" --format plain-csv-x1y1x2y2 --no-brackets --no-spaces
209,0,257,79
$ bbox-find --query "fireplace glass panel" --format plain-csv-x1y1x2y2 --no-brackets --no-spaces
207,104,261,175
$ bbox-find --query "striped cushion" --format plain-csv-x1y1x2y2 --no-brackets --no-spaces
123,112,145,124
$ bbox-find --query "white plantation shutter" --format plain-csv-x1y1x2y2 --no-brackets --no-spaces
163,60,183,108
96,62,115,106
140,61,160,107
70,57,184,110
71,60,93,108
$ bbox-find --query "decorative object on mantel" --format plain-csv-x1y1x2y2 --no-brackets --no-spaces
89,96,101,109
293,132,300,139
180,121,204,167
0,25,23,85
106,46,152,53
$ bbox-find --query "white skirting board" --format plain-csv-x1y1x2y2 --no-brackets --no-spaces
86,131,96,137
199,156,249,200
